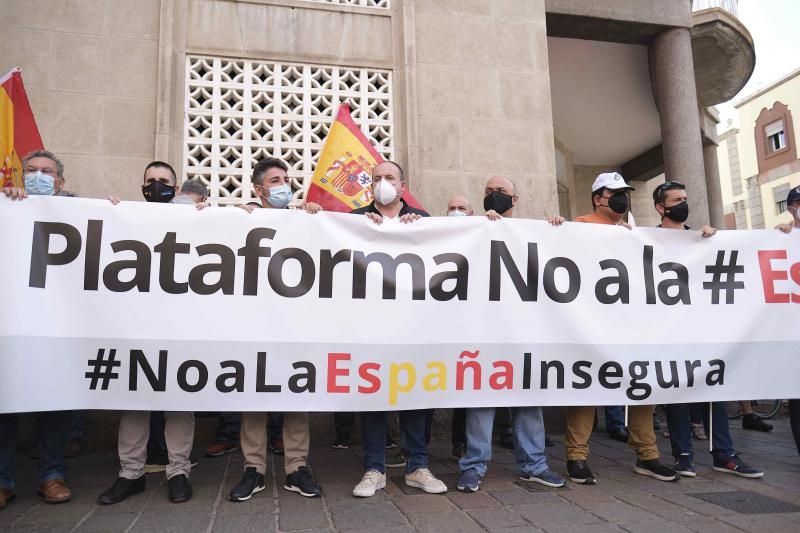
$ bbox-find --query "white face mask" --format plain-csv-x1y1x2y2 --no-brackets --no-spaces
373,178,398,205
447,209,468,217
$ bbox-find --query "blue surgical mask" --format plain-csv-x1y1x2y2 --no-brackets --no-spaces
24,171,55,196
447,209,468,217
266,184,292,208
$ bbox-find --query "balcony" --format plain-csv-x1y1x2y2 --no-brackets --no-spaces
691,0,755,106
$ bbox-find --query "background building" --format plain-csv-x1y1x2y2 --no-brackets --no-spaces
717,67,800,229
0,0,755,227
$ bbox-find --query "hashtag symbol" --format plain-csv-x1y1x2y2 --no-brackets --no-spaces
85,348,121,390
703,250,745,304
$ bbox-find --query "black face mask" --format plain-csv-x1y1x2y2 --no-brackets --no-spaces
142,181,176,203
662,200,689,223
606,191,629,214
483,191,514,214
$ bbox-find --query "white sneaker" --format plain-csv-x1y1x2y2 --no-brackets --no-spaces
405,468,447,494
352,469,386,497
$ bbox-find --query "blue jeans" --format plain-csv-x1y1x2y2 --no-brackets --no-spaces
0,412,70,489
459,407,548,477
604,406,625,433
361,410,429,474
663,402,734,460
215,412,241,444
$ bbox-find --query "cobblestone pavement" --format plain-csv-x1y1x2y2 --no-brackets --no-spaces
1,415,798,532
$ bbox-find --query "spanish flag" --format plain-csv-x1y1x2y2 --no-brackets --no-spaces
0,67,44,188
306,102,423,212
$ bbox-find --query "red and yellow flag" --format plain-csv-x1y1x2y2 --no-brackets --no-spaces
0,67,44,188
306,103,423,212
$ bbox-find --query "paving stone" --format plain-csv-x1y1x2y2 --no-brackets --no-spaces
511,502,606,529
717,513,800,533
466,507,528,529
330,501,407,530
210,512,276,532
406,510,485,532
74,511,138,532
394,494,457,513
447,491,500,509
129,509,213,532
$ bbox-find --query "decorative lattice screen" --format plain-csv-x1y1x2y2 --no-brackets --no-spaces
184,56,393,204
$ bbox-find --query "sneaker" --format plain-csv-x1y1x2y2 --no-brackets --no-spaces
229,467,266,502
674,454,696,477
385,436,398,449
352,469,386,497
456,470,481,492
742,413,773,432
405,468,447,494
451,444,466,459
284,466,322,497
331,437,350,449
206,441,239,457
268,437,285,455
519,469,566,488
566,460,596,485
190,454,199,469
634,459,680,482
144,451,168,473
386,450,406,468
712,455,764,479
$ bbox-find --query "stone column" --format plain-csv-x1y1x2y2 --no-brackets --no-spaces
703,143,724,229
651,28,710,228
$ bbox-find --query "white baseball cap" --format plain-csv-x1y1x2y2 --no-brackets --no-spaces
591,172,635,192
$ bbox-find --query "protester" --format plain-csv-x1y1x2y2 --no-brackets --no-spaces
652,180,763,479
549,172,679,484
228,157,322,501
1,150,74,507
349,160,446,497
98,162,196,505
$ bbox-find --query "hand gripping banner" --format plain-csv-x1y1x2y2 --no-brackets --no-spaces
0,197,797,413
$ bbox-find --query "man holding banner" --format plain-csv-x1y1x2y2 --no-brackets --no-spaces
458,176,566,493
551,172,680,485
350,160,447,498
652,180,763,479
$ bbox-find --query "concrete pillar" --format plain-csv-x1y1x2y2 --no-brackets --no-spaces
703,143,724,229
651,28,710,228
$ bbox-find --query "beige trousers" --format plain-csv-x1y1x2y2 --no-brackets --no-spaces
241,412,309,475
118,411,195,480
565,405,659,461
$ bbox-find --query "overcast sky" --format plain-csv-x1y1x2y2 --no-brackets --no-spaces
716,0,800,129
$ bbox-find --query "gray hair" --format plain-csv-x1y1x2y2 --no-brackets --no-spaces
180,179,208,197
22,150,64,178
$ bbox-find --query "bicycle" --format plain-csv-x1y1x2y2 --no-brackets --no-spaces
725,399,783,420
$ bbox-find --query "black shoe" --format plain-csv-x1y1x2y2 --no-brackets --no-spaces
609,428,630,443
331,437,350,449
229,467,266,502
498,432,514,450
284,466,322,497
97,476,145,505
567,460,596,485
633,459,680,482
673,454,696,477
168,474,192,503
190,454,199,469
742,413,773,432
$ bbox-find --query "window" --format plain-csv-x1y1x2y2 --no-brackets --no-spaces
765,119,786,153
773,183,790,215
184,56,393,205
777,199,787,214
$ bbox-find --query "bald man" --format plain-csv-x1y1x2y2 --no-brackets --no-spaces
446,195,473,217
456,176,565,493
483,176,518,220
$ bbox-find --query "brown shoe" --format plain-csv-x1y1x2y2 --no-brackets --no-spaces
38,479,71,504
0,488,16,509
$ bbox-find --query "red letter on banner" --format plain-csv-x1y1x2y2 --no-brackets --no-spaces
327,353,351,393
358,362,381,394
758,251,790,303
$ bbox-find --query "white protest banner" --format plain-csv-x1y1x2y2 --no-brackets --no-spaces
0,196,797,413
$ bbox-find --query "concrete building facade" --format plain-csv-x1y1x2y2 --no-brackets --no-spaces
717,67,800,230
0,0,754,227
